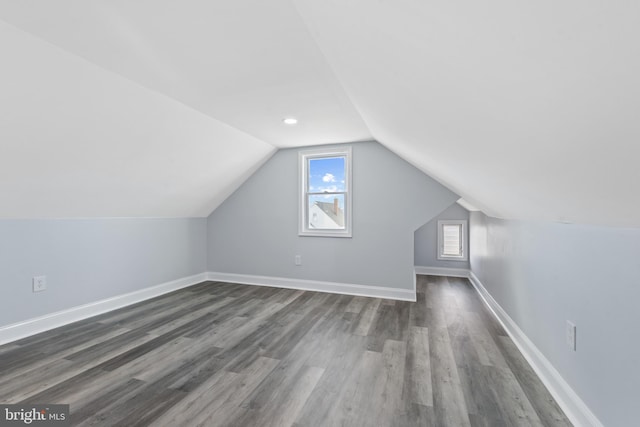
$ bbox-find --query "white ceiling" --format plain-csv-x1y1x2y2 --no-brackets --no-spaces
1,1,639,225
0,0,370,148
0,19,274,218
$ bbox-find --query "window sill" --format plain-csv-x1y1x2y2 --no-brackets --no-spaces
299,231,352,238
437,256,468,262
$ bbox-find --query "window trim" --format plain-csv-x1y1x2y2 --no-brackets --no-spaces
437,220,468,261
298,146,352,238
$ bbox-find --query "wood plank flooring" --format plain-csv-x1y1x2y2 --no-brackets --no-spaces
0,275,572,426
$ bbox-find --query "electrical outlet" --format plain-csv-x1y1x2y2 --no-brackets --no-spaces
295,255,302,266
566,320,576,351
33,276,47,293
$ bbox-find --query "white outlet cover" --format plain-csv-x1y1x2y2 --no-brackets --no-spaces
33,275,47,292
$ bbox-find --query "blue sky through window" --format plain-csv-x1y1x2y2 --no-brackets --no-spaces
308,156,345,193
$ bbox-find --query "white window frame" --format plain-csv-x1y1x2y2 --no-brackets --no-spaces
437,220,468,261
299,147,352,238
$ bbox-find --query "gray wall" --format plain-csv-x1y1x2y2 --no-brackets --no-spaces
207,141,460,290
414,202,470,269
469,211,640,427
0,218,207,327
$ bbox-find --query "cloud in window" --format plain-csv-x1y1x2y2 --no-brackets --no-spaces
322,173,336,183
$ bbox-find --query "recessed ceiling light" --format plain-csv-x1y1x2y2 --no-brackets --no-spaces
283,117,298,125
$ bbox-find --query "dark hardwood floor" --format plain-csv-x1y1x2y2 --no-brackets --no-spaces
0,275,572,426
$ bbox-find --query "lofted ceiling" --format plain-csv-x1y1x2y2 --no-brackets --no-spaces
1,1,639,226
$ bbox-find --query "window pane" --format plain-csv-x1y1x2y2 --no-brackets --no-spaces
443,224,462,256
299,147,351,237
308,194,345,230
308,156,345,193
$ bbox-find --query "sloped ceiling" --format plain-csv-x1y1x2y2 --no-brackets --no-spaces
0,20,274,218
1,1,639,226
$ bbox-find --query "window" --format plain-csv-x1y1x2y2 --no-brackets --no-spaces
437,220,467,261
299,147,352,237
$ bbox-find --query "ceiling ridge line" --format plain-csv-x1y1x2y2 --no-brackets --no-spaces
290,2,376,141
288,3,497,220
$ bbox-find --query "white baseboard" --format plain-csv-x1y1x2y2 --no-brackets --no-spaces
0,272,208,346
207,271,416,302
414,266,470,278
468,272,604,427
